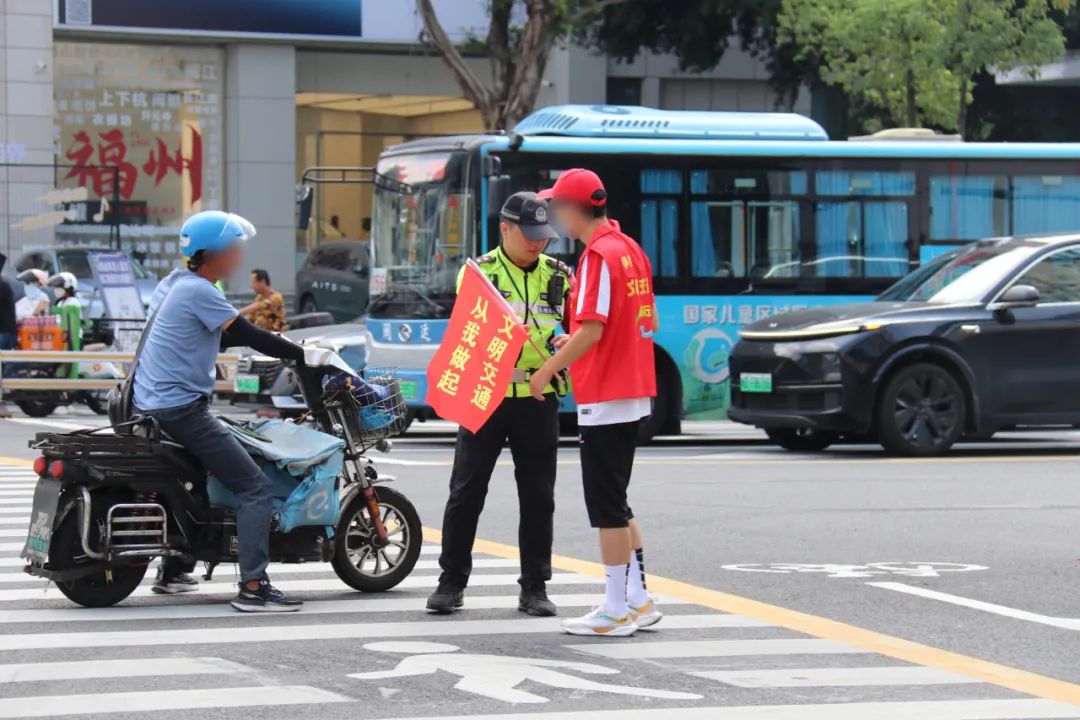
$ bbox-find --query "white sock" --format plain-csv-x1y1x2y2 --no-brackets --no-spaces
627,547,649,606
604,564,629,617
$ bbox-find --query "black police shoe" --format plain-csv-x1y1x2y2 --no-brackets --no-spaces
518,586,557,617
426,582,465,614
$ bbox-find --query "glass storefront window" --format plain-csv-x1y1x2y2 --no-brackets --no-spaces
53,41,224,274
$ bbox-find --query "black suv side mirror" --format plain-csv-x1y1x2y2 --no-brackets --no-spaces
989,284,1040,311
352,263,368,277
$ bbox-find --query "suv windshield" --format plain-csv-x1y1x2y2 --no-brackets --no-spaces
58,251,151,280
369,151,473,319
878,241,1042,304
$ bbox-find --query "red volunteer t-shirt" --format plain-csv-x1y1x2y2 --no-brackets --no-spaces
569,220,657,405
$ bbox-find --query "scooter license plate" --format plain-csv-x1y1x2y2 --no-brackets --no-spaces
234,374,260,394
21,477,64,564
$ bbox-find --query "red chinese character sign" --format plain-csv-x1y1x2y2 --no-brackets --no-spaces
426,261,530,433
53,41,224,274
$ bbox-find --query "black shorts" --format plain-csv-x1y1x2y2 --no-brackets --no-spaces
579,420,639,528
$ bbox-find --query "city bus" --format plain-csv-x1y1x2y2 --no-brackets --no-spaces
362,104,1080,440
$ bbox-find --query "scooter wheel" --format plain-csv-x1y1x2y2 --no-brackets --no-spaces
50,510,147,608
332,486,422,592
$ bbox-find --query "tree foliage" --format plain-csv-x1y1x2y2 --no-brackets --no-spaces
778,0,1071,135
417,0,629,131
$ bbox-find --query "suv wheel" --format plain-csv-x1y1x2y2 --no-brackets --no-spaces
877,362,965,456
765,427,836,452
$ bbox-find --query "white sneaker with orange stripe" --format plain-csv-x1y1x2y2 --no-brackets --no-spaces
561,605,639,637
629,597,663,628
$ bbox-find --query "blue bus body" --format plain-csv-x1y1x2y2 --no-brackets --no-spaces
364,106,1080,430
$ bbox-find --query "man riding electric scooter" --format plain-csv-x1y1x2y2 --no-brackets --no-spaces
134,210,316,612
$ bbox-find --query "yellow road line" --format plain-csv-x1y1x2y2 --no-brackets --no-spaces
424,526,1080,706
0,457,34,468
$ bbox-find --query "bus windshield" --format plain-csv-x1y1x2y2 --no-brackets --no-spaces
369,151,473,318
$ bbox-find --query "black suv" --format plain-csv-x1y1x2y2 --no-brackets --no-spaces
729,234,1080,456
295,241,371,322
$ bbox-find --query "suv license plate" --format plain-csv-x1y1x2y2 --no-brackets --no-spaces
740,373,773,393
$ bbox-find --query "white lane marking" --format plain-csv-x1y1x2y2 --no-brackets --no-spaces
350,641,702,704
369,699,1080,720
0,542,24,551
0,685,350,718
0,573,599,602
2,417,97,432
692,666,980,688
0,593,692,625
0,509,30,517
0,529,26,537
722,563,988,579
0,656,250,683
568,639,867,660
0,490,32,496
0,614,755,651
869,582,1080,631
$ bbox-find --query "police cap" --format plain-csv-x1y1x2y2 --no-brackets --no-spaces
499,191,558,242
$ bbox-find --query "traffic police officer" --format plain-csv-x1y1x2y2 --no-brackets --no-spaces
427,191,571,617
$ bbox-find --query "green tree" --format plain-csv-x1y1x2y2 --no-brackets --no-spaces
416,0,630,131
943,0,1069,137
580,0,815,106
778,0,1071,135
779,0,957,129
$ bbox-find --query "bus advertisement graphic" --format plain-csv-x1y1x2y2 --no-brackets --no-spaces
657,295,867,419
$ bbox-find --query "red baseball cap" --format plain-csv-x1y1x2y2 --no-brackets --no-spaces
538,168,607,207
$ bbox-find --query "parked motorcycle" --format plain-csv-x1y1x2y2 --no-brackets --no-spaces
19,349,422,607
8,318,123,418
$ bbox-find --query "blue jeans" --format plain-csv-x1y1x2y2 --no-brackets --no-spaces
142,397,273,582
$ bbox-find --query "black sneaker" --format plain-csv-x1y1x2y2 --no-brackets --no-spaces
426,582,465,614
230,580,303,613
518,586,556,617
151,567,199,595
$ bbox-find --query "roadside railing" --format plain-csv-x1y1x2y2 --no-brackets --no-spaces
0,351,243,396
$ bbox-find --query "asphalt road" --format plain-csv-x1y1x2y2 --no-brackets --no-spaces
2,406,1080,719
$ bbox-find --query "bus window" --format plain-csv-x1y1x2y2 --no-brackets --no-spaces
640,170,680,277
930,175,1005,241
815,170,912,278
1012,175,1080,235
691,200,802,278
689,169,805,279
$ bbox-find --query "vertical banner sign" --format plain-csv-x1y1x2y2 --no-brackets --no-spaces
88,252,146,352
53,41,225,273
426,261,529,433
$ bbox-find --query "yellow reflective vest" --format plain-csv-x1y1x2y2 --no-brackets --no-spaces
457,247,571,397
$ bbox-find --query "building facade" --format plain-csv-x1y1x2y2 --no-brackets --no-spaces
1,0,808,293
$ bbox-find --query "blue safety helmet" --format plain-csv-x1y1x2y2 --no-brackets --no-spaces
178,210,257,258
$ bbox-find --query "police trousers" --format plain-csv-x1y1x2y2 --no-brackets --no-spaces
438,394,559,590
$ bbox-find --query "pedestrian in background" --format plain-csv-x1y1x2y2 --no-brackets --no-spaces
531,169,661,637
0,255,16,419
427,191,571,617
240,268,287,332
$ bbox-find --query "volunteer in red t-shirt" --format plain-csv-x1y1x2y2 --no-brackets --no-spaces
530,169,661,637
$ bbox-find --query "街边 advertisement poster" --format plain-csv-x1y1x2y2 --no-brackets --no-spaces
53,41,224,274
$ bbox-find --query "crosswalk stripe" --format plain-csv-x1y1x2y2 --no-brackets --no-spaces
0,614,756,651
0,556,513,571
0,529,25,537
375,699,1080,720
0,656,250,683
0,573,599,602
693,666,981,688
0,542,443,556
568,639,868,659
0,685,350,718
0,593,693,625
0,509,30,516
